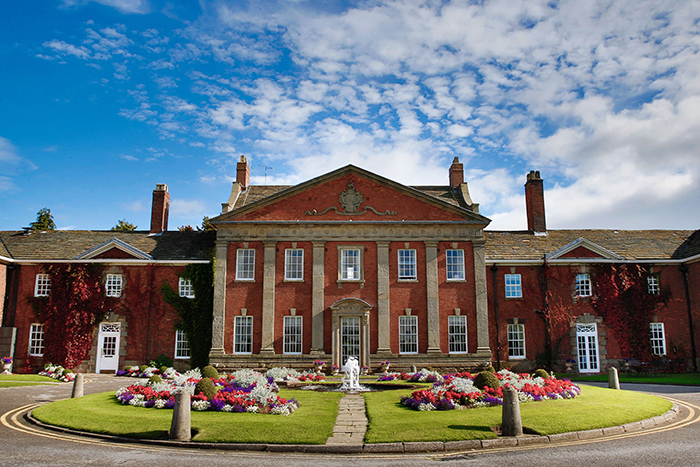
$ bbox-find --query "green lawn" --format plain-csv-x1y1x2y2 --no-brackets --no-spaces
363,384,672,443
33,389,343,444
570,372,700,386
0,374,59,382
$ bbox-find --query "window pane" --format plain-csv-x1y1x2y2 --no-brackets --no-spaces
505,274,522,298
399,315,418,354
236,249,255,280
34,274,51,297
106,274,122,297
175,330,190,359
285,249,304,280
448,315,467,353
234,316,253,354
576,274,591,297
446,250,465,280
507,323,525,358
29,324,45,356
283,316,302,354
179,278,194,298
341,249,361,280
650,323,666,355
398,249,416,280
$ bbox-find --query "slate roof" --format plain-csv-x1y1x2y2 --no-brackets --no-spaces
0,230,216,261
232,185,470,210
484,230,697,261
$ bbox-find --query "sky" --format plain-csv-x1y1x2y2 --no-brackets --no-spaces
1,0,699,232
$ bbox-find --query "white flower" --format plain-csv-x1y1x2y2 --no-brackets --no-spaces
192,400,210,411
154,399,167,409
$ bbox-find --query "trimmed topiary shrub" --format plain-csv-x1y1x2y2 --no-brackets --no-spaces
473,370,500,390
139,365,149,373
195,377,217,400
534,368,550,379
149,374,163,384
201,365,219,379
484,364,495,373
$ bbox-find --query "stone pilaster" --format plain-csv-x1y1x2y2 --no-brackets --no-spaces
210,241,228,356
260,241,276,354
473,240,491,356
376,241,391,356
311,241,326,354
425,240,441,354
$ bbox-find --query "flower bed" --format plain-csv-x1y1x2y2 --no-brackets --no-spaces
265,367,325,383
400,369,581,411
377,368,444,383
115,368,300,416
39,363,75,382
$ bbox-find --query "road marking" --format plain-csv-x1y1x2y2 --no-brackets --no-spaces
2,397,698,460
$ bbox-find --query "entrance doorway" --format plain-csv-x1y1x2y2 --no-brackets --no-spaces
96,322,121,373
330,298,372,369
576,323,599,373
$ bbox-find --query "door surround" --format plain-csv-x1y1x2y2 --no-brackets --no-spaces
330,298,372,369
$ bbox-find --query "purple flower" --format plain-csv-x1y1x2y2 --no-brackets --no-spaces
210,399,226,411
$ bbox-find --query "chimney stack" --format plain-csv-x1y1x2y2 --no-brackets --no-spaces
237,155,250,189
150,183,170,235
525,171,546,233
449,157,464,188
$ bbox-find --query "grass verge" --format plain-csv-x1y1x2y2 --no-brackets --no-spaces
0,382,56,388
570,372,700,386
0,375,58,382
32,389,343,444
363,384,672,443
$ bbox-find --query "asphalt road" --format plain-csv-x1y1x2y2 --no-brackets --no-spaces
1,376,699,467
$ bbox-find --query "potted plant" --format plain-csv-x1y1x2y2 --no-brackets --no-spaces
380,360,390,373
313,360,324,374
565,358,576,373
331,364,339,375
361,365,369,375
2,356,12,375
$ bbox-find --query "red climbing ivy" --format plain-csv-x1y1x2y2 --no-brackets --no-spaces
591,264,670,361
32,264,115,369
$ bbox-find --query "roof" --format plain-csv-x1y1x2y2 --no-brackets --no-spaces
484,229,697,262
0,230,216,261
233,185,471,210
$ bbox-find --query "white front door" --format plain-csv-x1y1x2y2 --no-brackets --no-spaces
340,317,361,366
96,323,121,373
577,323,600,373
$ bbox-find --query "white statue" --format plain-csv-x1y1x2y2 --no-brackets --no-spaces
339,356,367,392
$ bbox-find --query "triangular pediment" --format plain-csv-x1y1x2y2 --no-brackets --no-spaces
211,165,490,225
74,238,153,260
546,237,623,261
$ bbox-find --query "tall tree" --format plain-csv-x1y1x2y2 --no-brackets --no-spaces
31,207,56,230
161,261,214,369
111,219,138,231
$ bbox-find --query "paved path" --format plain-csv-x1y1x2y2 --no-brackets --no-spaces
326,393,367,445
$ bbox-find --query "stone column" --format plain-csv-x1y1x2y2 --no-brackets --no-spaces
473,240,491,356
311,241,326,355
425,240,441,354
376,241,391,356
210,241,228,356
260,241,276,355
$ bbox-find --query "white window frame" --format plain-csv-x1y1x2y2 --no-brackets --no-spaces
399,315,418,354
34,274,51,297
446,249,465,281
236,249,255,281
233,316,253,354
339,246,363,281
647,275,660,295
178,277,195,298
283,315,303,355
507,323,526,359
575,274,592,297
504,274,522,298
448,315,468,354
29,323,45,356
284,249,304,281
174,329,190,359
105,274,123,298
398,249,417,280
650,323,666,356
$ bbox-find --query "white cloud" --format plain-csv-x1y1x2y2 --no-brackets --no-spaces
60,0,150,14
43,40,91,60
170,199,206,216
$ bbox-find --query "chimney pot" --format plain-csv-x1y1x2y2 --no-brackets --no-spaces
524,171,546,233
150,183,170,234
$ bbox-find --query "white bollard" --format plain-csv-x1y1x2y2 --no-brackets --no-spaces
501,386,523,437
71,373,84,398
170,392,191,441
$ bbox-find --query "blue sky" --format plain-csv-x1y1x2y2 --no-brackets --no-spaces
1,0,699,231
